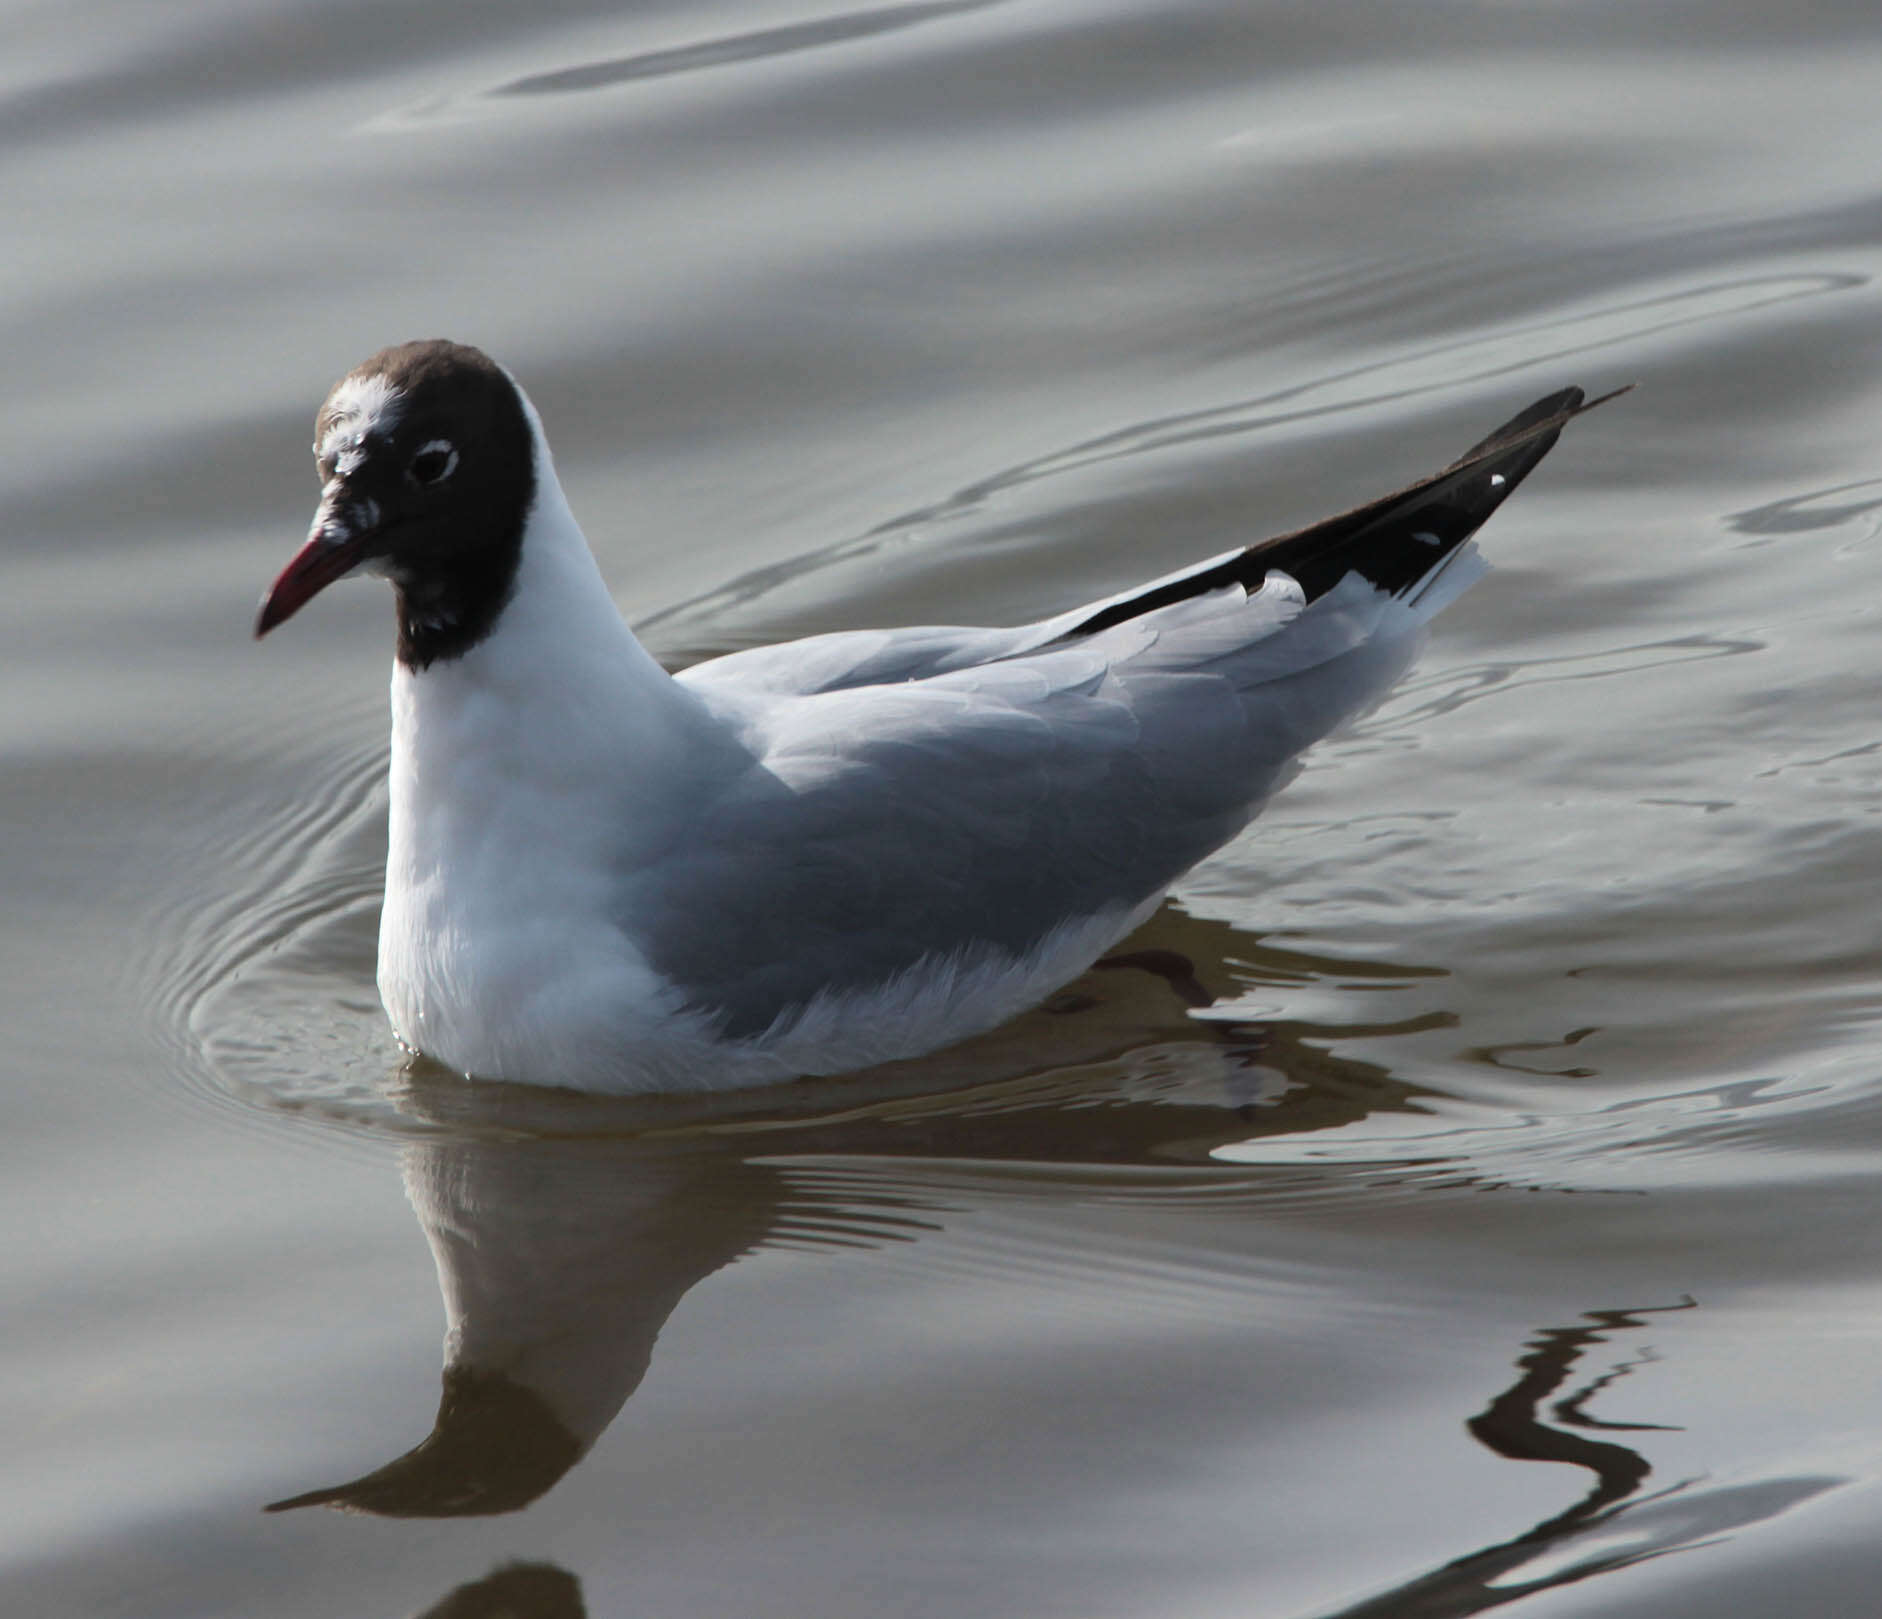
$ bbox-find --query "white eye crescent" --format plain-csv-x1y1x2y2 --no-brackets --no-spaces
409,439,459,487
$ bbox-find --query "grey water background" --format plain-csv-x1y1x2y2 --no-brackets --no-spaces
8,0,1882,1613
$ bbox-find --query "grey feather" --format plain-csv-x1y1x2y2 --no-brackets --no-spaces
656,576,1409,1037
639,387,1618,1040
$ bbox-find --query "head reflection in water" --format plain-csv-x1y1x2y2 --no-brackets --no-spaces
268,1137,784,1516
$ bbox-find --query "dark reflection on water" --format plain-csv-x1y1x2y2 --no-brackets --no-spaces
1467,1302,1693,1534
417,1562,586,1619
1321,1302,1842,1619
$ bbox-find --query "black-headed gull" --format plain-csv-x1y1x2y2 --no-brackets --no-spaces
257,341,1614,1092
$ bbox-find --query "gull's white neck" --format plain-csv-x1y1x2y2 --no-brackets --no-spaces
385,422,724,839
378,403,742,1081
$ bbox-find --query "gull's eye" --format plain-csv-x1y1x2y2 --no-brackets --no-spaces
409,440,459,487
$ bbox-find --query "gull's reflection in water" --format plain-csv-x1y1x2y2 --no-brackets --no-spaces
262,902,1840,1618
266,902,1433,1518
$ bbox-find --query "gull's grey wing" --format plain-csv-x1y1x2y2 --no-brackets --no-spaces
630,577,1406,1040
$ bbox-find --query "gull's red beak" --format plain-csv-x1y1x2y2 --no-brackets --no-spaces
255,517,378,639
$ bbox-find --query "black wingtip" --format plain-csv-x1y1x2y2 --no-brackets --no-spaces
1449,386,1586,466
1238,380,1626,601
1445,381,1631,473
1058,382,1627,638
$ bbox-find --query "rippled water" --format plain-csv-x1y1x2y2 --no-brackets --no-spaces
8,2,1882,1614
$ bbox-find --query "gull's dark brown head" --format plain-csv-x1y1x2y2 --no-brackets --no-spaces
256,339,536,669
